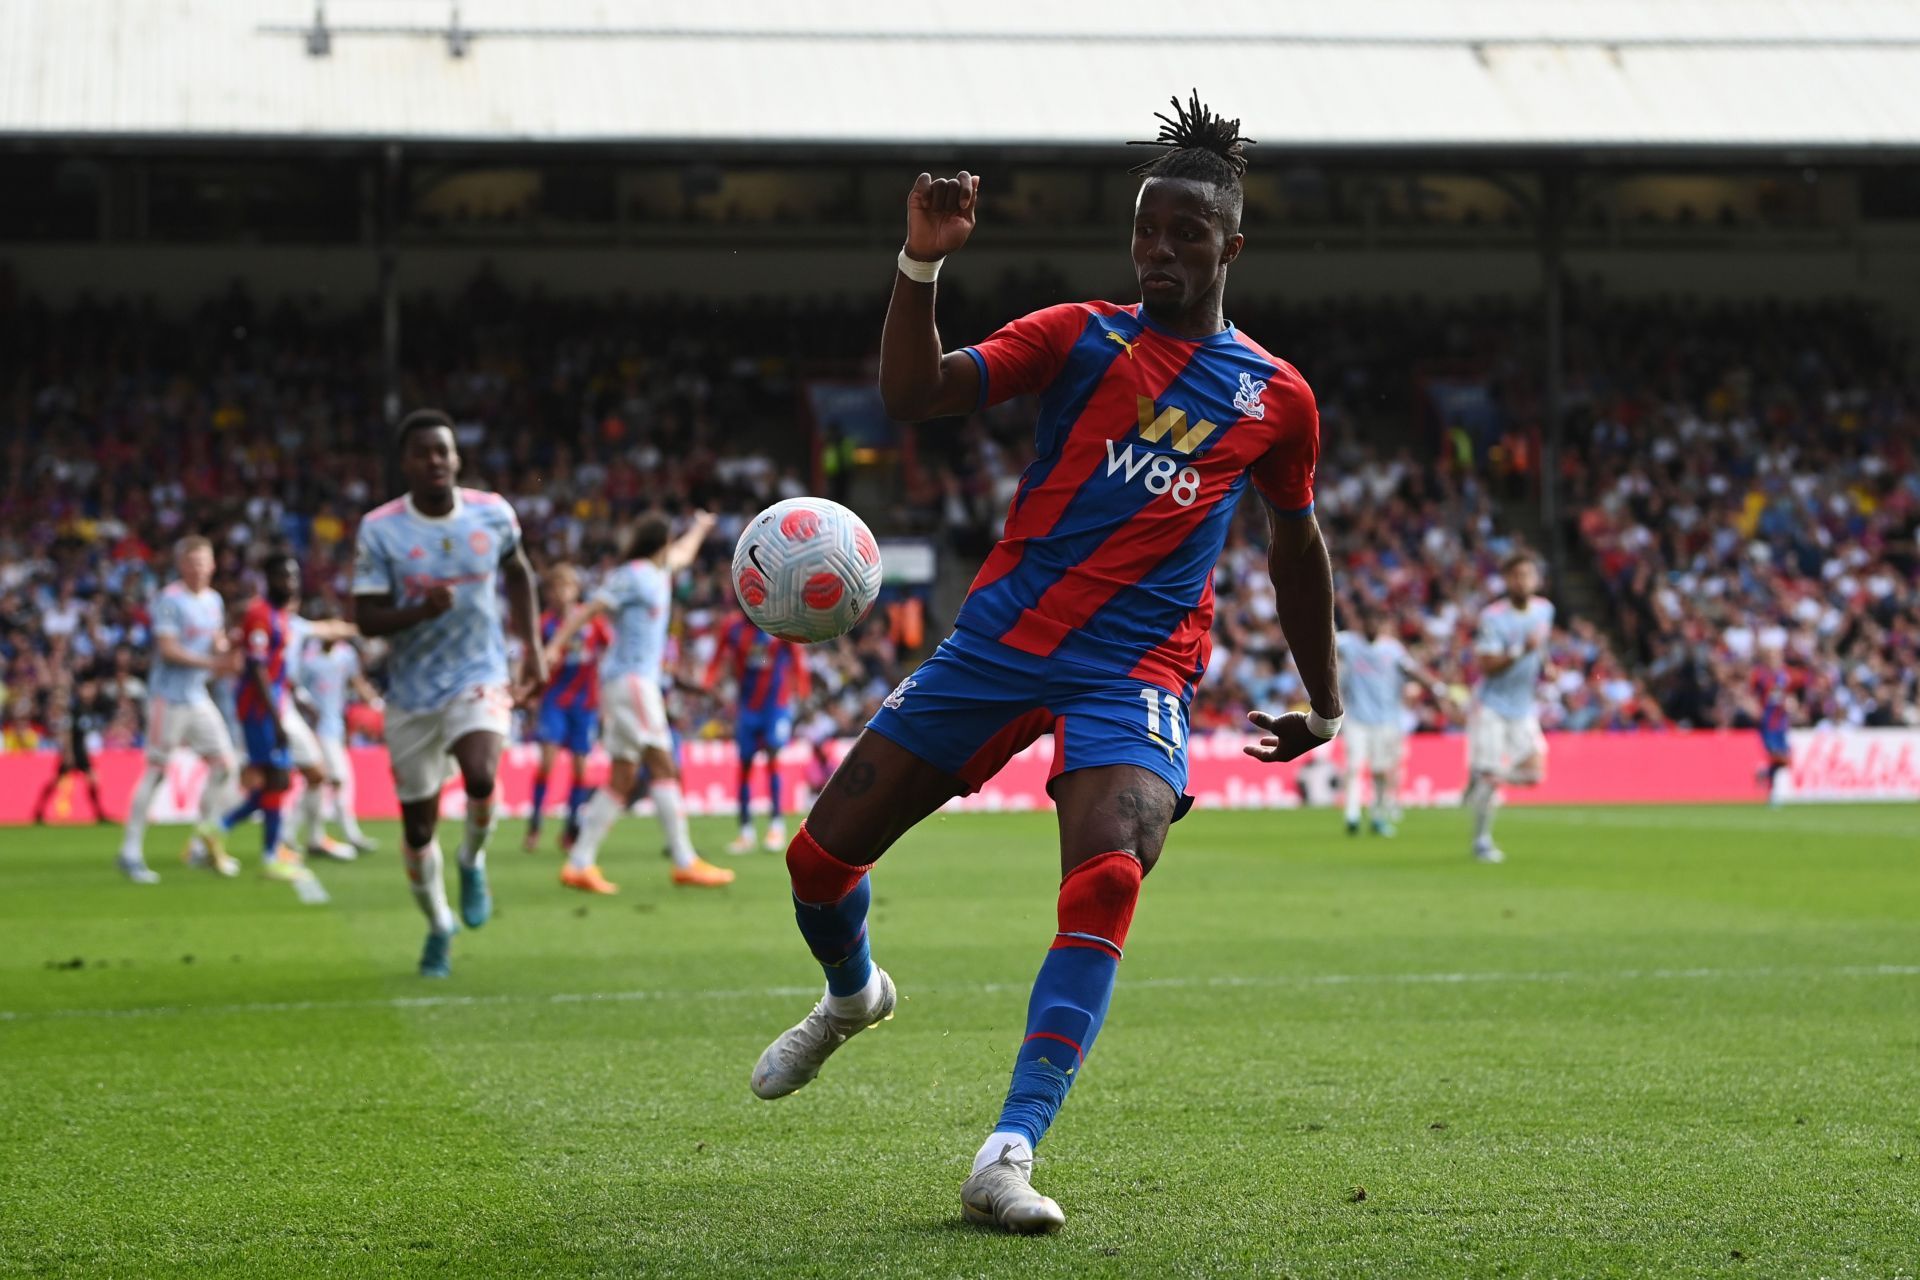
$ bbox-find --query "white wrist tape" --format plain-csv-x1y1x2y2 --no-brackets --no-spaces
1305,710,1344,740
897,248,943,283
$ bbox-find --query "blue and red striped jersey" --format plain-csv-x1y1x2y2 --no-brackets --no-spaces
955,301,1319,693
541,610,612,712
236,597,292,721
706,614,811,714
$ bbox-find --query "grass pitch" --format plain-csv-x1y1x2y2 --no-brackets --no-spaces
2,804,1917,1279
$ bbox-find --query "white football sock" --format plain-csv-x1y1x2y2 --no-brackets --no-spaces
972,1132,1035,1177
456,799,495,870
1344,768,1364,824
331,766,367,841
294,783,325,848
121,766,163,859
651,780,696,869
1468,775,1497,845
198,761,233,830
1373,770,1398,824
404,839,456,934
823,968,884,1021
570,788,623,870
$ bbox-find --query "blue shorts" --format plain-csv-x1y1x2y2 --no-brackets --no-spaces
1760,730,1790,759
737,707,795,757
240,715,291,772
866,630,1192,805
538,700,599,756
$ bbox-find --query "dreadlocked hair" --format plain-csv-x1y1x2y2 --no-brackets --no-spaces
1127,90,1254,231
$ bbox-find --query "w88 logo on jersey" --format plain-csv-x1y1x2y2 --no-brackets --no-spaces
1104,440,1201,507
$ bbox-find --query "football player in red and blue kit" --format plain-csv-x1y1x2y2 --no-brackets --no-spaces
525,564,611,853
749,94,1346,1233
706,611,812,854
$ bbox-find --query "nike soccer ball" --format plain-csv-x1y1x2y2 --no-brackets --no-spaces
731,497,883,643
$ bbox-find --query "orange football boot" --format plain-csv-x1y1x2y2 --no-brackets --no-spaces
560,864,620,895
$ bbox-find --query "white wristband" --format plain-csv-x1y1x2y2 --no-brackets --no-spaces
897,248,943,284
1306,710,1344,740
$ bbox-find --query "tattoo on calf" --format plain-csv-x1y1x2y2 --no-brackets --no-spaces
837,760,877,798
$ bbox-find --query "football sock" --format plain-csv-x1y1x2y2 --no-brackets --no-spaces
786,825,875,998
1373,770,1397,823
767,769,784,822
404,838,455,934
570,787,622,870
333,766,367,842
86,775,108,822
651,780,696,869
1344,768,1364,824
258,790,286,856
566,783,592,835
1467,775,1497,844
457,798,495,870
528,775,549,835
120,766,163,858
199,761,233,828
223,791,263,833
993,850,1142,1148
972,1132,1035,1177
737,762,753,828
294,783,325,847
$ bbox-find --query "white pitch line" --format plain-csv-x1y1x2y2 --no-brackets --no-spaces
3,964,1916,1025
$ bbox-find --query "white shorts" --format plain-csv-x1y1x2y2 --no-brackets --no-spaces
600,673,673,760
1468,706,1548,778
1344,721,1406,772
146,697,235,765
319,735,352,787
284,710,324,773
384,685,514,803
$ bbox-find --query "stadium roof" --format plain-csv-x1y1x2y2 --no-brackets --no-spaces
5,0,1920,155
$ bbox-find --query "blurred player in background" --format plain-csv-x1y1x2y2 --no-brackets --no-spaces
217,553,352,890
293,629,381,855
547,509,733,892
1755,664,1794,803
748,95,1342,1233
525,564,610,853
1463,552,1554,863
352,410,546,978
118,535,241,884
705,607,811,854
1335,603,1447,837
32,666,113,825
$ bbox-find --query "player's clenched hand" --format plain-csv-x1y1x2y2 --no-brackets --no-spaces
905,171,981,261
1242,710,1332,764
423,585,455,617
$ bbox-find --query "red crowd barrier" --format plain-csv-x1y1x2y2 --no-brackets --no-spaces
4,729,1795,827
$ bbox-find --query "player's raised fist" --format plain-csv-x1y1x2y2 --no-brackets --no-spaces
1242,709,1333,764
905,171,981,263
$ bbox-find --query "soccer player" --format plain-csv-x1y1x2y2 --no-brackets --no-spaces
705,608,811,854
351,410,546,978
291,630,381,855
32,670,112,825
1336,603,1448,838
1463,552,1554,863
219,553,353,884
118,536,242,884
547,510,734,892
747,94,1343,1234
1755,667,1794,804
525,564,611,853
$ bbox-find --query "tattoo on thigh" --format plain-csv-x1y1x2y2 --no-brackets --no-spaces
838,760,877,797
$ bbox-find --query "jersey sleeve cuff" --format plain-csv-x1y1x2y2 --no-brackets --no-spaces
1261,493,1315,519
961,346,989,411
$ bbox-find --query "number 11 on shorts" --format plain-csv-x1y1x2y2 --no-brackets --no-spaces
1138,687,1184,749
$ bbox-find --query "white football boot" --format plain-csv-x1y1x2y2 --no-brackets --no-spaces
750,967,896,1099
960,1141,1066,1235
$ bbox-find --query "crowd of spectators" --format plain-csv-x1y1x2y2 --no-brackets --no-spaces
1,271,1913,764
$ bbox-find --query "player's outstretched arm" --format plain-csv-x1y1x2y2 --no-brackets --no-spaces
662,511,717,574
502,545,548,702
1246,508,1344,764
879,171,984,422
543,598,608,669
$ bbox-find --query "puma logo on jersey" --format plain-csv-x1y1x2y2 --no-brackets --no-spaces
1105,331,1138,360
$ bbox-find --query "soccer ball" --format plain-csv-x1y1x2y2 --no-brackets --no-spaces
731,497,883,643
